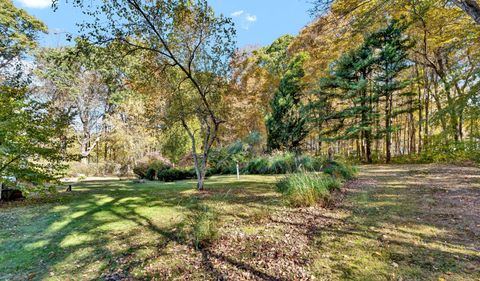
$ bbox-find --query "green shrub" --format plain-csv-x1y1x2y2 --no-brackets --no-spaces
244,157,270,174
157,168,195,182
242,153,323,175
208,165,235,175
204,152,325,177
145,168,156,180
148,160,172,172
276,172,341,207
191,206,219,249
269,153,296,174
322,160,357,180
298,155,323,171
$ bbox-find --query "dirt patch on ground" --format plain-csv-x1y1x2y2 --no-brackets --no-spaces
201,205,346,280
119,205,346,280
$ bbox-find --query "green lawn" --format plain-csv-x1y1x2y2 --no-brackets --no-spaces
1,166,479,280
0,175,282,280
311,165,480,280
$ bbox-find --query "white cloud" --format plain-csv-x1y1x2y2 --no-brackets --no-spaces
17,0,52,9
245,14,257,23
231,10,244,17
231,10,257,30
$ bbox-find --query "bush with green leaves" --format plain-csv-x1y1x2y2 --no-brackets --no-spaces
276,172,341,207
322,160,358,180
133,156,172,179
157,168,196,182
298,155,324,171
243,157,270,174
145,168,157,181
269,153,296,174
148,160,172,173
242,153,323,175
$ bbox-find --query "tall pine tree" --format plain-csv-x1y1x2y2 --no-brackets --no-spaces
316,44,376,163
369,20,413,163
266,53,309,154
313,20,412,163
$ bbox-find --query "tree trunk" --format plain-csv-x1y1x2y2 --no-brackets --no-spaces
80,141,89,164
385,94,392,163
415,64,423,154
424,72,431,149
356,138,361,159
187,129,203,191
182,118,218,191
452,0,480,24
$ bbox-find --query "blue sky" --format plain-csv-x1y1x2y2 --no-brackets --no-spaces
13,0,313,48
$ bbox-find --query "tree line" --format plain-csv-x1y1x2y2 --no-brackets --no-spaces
234,0,480,164
1,0,479,191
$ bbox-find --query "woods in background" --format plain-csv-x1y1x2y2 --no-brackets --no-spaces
234,0,480,163
40,0,480,170
2,0,479,192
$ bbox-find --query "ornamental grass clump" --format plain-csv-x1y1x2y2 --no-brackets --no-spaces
276,172,341,207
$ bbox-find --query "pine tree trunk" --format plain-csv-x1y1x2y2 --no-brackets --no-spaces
385,95,392,163
365,134,372,163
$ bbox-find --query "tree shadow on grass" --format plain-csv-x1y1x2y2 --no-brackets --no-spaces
0,176,286,280
311,164,480,280
4,166,479,280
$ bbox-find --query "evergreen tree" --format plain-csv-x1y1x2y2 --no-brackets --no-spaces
369,20,413,163
316,44,376,163
313,20,412,163
266,53,309,153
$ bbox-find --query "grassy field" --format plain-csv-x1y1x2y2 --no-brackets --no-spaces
1,166,479,280
0,175,285,280
311,165,480,280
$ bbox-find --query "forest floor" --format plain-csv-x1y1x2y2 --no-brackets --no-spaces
0,165,479,280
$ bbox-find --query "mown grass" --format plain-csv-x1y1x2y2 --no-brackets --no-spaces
1,165,479,280
0,175,281,280
311,165,480,280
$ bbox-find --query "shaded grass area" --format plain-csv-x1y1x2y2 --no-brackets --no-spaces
1,165,479,280
311,165,480,280
0,175,282,280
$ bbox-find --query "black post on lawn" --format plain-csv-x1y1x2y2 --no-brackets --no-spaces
66,185,72,192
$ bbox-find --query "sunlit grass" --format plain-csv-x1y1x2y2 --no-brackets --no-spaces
311,166,480,280
0,175,280,280
1,167,478,280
